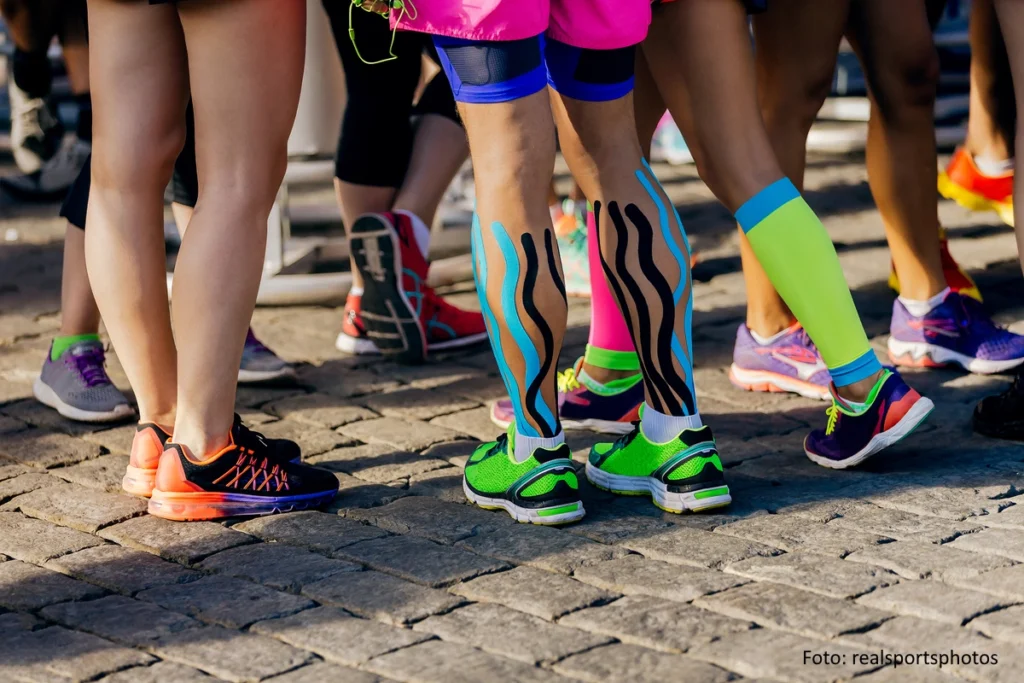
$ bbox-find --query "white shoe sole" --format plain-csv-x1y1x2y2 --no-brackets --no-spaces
728,364,831,401
463,480,585,525
237,366,296,384
804,396,934,470
585,462,732,514
489,405,635,436
336,330,489,356
888,338,1024,374
33,377,134,424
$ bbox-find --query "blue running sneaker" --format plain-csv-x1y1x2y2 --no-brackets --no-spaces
729,323,831,400
888,292,1024,374
490,359,643,435
804,370,934,469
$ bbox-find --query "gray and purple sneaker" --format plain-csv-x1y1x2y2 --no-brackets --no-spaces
238,328,295,384
888,292,1024,374
729,323,831,400
804,370,933,469
34,339,134,423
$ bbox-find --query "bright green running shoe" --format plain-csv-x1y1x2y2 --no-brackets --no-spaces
464,425,585,525
586,423,731,513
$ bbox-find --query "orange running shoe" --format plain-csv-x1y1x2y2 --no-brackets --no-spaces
148,419,337,521
938,147,1013,227
888,229,982,303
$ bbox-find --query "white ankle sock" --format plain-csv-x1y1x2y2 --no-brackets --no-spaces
750,326,791,345
973,154,1014,176
899,286,950,317
395,210,430,258
640,405,702,444
514,430,565,464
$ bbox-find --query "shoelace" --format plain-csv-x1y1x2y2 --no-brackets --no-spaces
70,349,112,388
824,404,841,436
348,0,419,65
557,368,581,393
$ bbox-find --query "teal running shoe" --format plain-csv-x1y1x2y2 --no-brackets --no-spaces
464,425,585,525
555,200,591,298
586,421,731,513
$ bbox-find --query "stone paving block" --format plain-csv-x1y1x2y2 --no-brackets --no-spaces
415,602,611,664
559,595,753,653
98,661,217,683
406,467,467,503
0,611,43,633
0,428,103,468
0,559,106,610
866,482,1011,522
251,606,431,666
233,510,387,554
452,566,614,620
346,496,511,544
46,544,201,594
714,514,890,558
0,625,154,682
0,462,29,482
336,534,507,587
552,643,734,683
363,387,478,421
456,524,628,575
0,471,60,502
301,366,401,399
948,564,1024,602
725,551,901,599
856,580,1009,626
154,624,313,683
0,511,103,562
2,398,114,436
49,454,131,493
81,425,137,455
138,575,314,628
234,384,307,409
99,515,255,564
949,527,1024,562
828,503,982,543
688,628,875,683
386,362,484,390
694,581,892,638
41,594,201,646
620,525,782,569
266,392,378,428
968,605,1024,644
366,639,573,683
198,542,359,592
256,418,354,457
302,569,463,625
3,483,147,532
429,407,503,442
573,554,746,603
330,471,412,511
420,440,481,466
339,417,466,452
845,540,1014,581
849,667,963,683
562,507,675,545
984,502,1024,530
0,415,28,437
265,662,387,683
308,442,450,484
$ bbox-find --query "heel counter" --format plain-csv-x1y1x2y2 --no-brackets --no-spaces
153,446,203,494
130,428,165,470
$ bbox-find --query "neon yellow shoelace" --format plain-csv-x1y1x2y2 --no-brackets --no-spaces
824,404,840,436
557,368,580,393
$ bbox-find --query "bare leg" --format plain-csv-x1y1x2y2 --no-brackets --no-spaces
59,224,100,336
967,0,1015,162
391,114,469,224
85,0,187,428
994,0,1024,265
171,0,305,456
846,0,945,301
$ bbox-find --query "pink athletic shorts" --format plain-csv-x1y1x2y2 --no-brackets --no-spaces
393,0,651,51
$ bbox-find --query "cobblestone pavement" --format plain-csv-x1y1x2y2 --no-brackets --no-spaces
1,157,1024,683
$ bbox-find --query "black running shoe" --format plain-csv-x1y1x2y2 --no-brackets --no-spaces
973,372,1024,441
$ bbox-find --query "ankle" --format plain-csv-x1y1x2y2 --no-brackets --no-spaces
746,315,795,339
140,411,176,433
171,416,231,460
835,370,884,404
581,361,638,385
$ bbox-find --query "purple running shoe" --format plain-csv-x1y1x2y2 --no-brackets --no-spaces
888,292,1024,374
804,370,934,469
729,323,831,400
490,358,643,435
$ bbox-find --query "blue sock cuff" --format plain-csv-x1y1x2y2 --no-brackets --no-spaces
735,178,801,233
830,349,883,387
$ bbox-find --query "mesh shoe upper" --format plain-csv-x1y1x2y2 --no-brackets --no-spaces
39,340,130,413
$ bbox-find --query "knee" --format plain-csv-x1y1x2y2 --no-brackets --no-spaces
759,69,834,136
92,122,186,192
871,48,940,119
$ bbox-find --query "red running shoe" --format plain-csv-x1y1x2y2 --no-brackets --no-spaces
348,212,487,363
938,147,1013,227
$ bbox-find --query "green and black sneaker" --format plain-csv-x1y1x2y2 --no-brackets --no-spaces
586,422,731,513
464,424,585,525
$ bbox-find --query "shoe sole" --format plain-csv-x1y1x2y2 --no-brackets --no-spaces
237,366,296,384
585,462,732,513
804,396,935,470
148,488,338,521
336,329,489,356
349,214,427,365
122,465,157,498
489,403,635,436
938,171,1014,227
728,364,830,401
463,480,585,525
888,339,1024,375
33,377,135,424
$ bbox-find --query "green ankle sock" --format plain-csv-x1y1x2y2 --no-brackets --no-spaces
52,333,100,361
583,344,641,372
